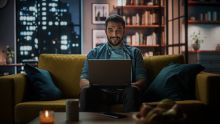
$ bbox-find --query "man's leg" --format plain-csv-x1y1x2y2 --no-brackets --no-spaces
123,87,140,112
79,87,103,112
80,87,114,112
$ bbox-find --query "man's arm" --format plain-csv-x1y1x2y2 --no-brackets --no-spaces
80,59,90,90
131,79,146,91
80,79,90,90
132,49,147,91
80,50,97,90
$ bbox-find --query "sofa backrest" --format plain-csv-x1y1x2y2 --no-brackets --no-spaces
38,54,86,98
143,55,185,84
38,54,184,98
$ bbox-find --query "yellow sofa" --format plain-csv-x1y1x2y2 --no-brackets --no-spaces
0,54,220,124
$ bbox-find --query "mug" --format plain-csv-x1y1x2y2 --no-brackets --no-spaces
66,99,79,121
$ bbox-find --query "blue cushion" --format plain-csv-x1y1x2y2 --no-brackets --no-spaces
143,63,205,101
24,64,63,101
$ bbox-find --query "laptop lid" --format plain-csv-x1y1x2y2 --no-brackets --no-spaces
88,59,132,88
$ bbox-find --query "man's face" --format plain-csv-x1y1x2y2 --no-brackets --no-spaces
106,21,125,46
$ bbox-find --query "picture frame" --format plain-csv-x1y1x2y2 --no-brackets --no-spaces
92,3,109,24
92,29,107,48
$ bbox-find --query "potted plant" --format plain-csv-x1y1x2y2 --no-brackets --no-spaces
2,45,14,64
190,31,205,51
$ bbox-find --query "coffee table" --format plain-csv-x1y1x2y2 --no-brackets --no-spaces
28,112,135,124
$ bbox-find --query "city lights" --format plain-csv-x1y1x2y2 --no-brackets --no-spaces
17,0,81,68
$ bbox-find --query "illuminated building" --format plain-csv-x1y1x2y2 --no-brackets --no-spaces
16,0,81,64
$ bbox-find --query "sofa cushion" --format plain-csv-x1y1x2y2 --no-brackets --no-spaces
144,63,204,101
38,54,86,98
24,64,63,101
143,55,184,84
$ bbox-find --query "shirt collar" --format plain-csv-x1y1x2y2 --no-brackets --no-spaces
106,41,131,57
107,41,126,49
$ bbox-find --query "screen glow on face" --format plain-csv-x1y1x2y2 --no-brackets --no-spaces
106,21,124,46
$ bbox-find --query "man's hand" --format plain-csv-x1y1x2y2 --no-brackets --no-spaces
80,79,90,90
131,79,146,91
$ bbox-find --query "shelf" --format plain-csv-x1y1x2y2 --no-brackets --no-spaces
131,44,165,47
115,5,164,9
188,50,220,53
188,20,220,24
126,25,164,28
0,63,24,67
188,1,220,6
115,1,166,55
0,63,37,67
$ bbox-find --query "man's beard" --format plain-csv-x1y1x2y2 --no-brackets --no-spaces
107,37,123,46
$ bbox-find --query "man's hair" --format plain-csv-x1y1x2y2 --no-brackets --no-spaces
105,14,125,29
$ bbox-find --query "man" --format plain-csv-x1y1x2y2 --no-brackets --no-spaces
80,14,146,112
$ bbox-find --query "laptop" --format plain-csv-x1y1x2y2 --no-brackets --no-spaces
88,59,132,88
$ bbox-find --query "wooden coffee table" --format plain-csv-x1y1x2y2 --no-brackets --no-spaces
28,112,135,124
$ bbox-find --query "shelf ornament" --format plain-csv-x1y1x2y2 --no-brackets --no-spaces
190,31,205,51
2,45,14,64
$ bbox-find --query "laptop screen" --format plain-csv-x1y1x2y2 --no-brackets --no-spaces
88,59,132,88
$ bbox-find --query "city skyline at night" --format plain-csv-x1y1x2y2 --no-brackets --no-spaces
16,0,81,63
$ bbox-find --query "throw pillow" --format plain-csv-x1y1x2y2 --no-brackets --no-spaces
24,64,63,101
143,63,204,101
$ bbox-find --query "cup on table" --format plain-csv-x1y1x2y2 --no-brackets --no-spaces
66,99,79,121
39,110,54,124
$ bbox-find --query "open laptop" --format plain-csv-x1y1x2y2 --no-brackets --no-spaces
88,59,132,88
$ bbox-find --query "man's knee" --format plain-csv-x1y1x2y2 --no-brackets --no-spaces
123,86,141,112
80,87,95,94
80,87,99,111
125,86,139,97
80,87,98,101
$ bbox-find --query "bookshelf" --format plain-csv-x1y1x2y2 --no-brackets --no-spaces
188,0,220,6
115,0,166,56
187,0,220,63
188,50,220,73
188,20,220,24
188,0,220,24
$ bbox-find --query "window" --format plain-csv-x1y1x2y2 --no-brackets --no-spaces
16,0,81,64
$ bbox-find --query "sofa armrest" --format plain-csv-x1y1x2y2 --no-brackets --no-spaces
195,71,220,106
0,74,27,123
0,75,14,124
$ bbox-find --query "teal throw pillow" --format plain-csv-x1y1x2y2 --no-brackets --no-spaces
143,63,204,101
24,64,62,101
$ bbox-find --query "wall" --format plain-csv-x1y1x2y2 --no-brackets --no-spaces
82,0,117,54
188,25,220,50
188,5,220,51
0,0,15,63
0,0,117,57
1,0,219,56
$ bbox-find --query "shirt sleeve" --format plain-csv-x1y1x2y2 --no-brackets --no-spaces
134,49,146,80
80,50,97,80
80,58,89,80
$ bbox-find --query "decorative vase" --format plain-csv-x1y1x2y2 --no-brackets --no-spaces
192,43,200,51
6,57,13,64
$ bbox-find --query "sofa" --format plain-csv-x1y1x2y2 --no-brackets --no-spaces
0,54,220,124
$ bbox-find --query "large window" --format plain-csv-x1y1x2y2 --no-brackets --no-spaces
16,0,81,63
166,0,187,60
